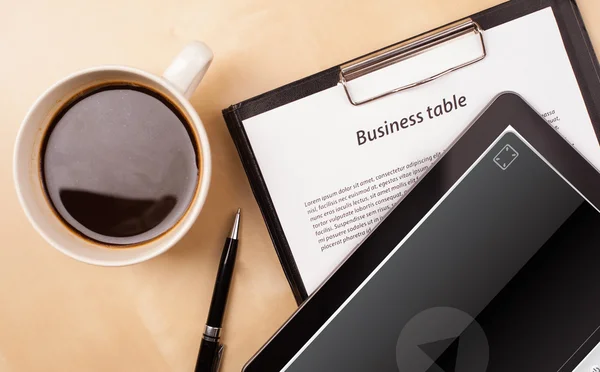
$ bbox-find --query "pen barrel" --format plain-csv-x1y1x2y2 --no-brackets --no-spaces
206,238,238,327
195,338,220,372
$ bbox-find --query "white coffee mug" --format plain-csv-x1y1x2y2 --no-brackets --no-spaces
13,41,213,266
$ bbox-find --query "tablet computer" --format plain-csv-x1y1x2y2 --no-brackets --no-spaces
244,92,600,372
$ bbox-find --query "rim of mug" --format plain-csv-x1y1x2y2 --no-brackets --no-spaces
13,64,212,266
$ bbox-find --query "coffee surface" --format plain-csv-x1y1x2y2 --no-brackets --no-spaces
42,85,198,245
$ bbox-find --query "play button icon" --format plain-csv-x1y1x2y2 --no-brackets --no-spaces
419,337,460,372
396,307,489,372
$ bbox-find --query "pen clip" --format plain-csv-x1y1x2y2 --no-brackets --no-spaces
213,344,225,372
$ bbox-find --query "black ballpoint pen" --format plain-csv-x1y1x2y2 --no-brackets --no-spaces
195,209,241,372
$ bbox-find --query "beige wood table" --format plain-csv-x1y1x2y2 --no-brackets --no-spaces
1,0,599,371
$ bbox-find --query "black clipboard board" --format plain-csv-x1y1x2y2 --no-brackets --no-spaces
223,0,600,304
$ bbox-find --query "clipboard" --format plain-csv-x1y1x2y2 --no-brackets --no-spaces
223,0,600,304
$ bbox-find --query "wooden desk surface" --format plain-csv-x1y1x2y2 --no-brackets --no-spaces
1,0,599,370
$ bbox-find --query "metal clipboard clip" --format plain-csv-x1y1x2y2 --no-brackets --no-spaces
339,19,487,106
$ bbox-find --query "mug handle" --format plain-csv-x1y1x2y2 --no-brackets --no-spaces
162,41,213,99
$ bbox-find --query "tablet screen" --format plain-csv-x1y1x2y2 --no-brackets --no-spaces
282,130,600,372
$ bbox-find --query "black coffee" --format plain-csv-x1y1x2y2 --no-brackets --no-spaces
42,84,199,245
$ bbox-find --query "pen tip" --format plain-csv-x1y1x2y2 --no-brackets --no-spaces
230,208,241,239
237,208,241,214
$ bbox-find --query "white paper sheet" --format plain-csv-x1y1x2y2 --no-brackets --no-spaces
570,334,600,372
243,7,600,294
